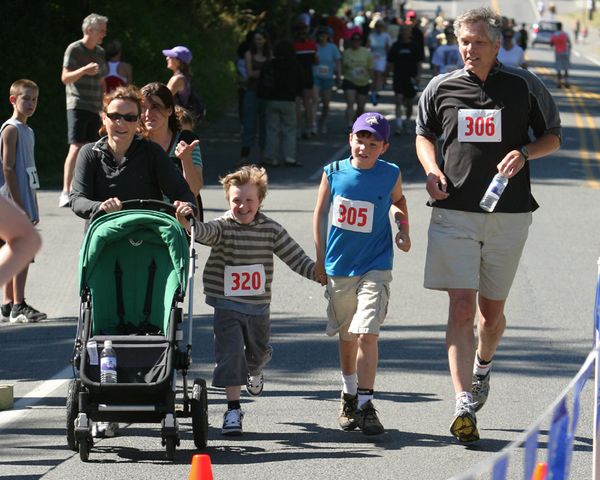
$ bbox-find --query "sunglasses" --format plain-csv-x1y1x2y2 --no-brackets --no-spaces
106,112,139,122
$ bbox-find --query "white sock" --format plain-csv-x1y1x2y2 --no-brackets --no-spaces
341,372,358,396
357,388,374,409
473,353,492,378
456,391,473,405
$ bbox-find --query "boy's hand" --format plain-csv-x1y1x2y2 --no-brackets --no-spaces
174,200,193,230
395,231,411,252
315,262,327,286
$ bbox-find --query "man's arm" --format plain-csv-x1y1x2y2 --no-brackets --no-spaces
497,133,561,178
61,64,101,85
312,172,331,284
1,125,24,210
416,134,449,200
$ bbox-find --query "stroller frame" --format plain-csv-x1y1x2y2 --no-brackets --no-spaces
65,200,207,461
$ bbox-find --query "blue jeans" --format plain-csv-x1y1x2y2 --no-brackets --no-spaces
241,90,266,149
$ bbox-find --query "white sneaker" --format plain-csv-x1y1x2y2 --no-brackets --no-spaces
222,408,243,436
58,191,70,208
92,421,119,438
246,372,264,396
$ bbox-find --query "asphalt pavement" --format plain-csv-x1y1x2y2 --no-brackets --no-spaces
1,1,600,479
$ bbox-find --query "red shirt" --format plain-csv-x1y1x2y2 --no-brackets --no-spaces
550,31,569,53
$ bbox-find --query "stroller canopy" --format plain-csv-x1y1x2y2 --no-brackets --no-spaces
78,210,190,335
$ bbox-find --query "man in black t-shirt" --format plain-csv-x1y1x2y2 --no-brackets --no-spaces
415,7,560,444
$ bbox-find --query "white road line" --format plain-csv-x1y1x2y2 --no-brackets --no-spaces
0,365,72,430
309,143,349,181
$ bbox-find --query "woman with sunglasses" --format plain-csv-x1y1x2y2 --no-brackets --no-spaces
70,85,196,223
140,82,204,220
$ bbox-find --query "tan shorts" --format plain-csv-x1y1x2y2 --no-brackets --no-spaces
424,208,532,300
325,270,392,341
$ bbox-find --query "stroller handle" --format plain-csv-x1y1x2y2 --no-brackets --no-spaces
90,199,197,225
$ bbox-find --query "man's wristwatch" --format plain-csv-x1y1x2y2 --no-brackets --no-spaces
520,145,530,161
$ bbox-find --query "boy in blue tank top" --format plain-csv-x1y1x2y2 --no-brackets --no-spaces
313,112,411,435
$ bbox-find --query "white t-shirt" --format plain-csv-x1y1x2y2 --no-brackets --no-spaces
498,45,525,68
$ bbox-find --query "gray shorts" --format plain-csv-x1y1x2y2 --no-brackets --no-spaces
424,207,531,300
212,307,273,388
325,270,392,341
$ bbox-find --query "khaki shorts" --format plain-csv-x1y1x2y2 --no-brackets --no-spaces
325,270,392,341
424,208,532,300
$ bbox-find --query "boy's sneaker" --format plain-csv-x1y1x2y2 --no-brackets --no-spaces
338,392,358,431
472,372,491,412
246,372,264,396
450,397,479,443
10,302,47,323
355,400,384,435
222,408,244,436
1,303,13,322
92,421,119,438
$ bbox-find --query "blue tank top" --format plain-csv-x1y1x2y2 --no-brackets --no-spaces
324,157,399,276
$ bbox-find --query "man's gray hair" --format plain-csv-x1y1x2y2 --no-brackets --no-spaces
82,13,108,33
453,7,502,44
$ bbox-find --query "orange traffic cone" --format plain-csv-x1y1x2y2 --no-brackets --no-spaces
189,454,213,480
531,462,548,480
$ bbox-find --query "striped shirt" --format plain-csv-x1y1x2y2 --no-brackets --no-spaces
63,40,106,112
197,211,316,305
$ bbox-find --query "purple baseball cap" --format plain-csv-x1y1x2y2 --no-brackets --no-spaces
352,112,390,142
162,45,192,64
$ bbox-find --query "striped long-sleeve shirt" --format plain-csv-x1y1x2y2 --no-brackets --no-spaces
196,211,316,305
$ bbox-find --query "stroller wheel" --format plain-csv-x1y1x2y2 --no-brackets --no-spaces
79,435,91,462
165,437,176,461
191,378,208,449
66,379,81,452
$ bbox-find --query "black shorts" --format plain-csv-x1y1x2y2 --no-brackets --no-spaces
67,109,101,145
342,80,369,96
393,77,417,98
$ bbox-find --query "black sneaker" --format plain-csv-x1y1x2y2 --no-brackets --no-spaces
1,303,12,322
355,400,384,435
10,301,47,323
338,392,358,431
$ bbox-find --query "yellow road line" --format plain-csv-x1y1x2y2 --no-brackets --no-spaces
532,66,600,188
490,0,500,14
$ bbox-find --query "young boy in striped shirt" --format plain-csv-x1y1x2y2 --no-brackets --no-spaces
176,165,323,435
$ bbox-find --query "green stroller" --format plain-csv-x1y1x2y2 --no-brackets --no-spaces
65,200,207,461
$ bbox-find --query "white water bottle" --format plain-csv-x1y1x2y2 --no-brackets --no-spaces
479,173,508,212
100,340,117,383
